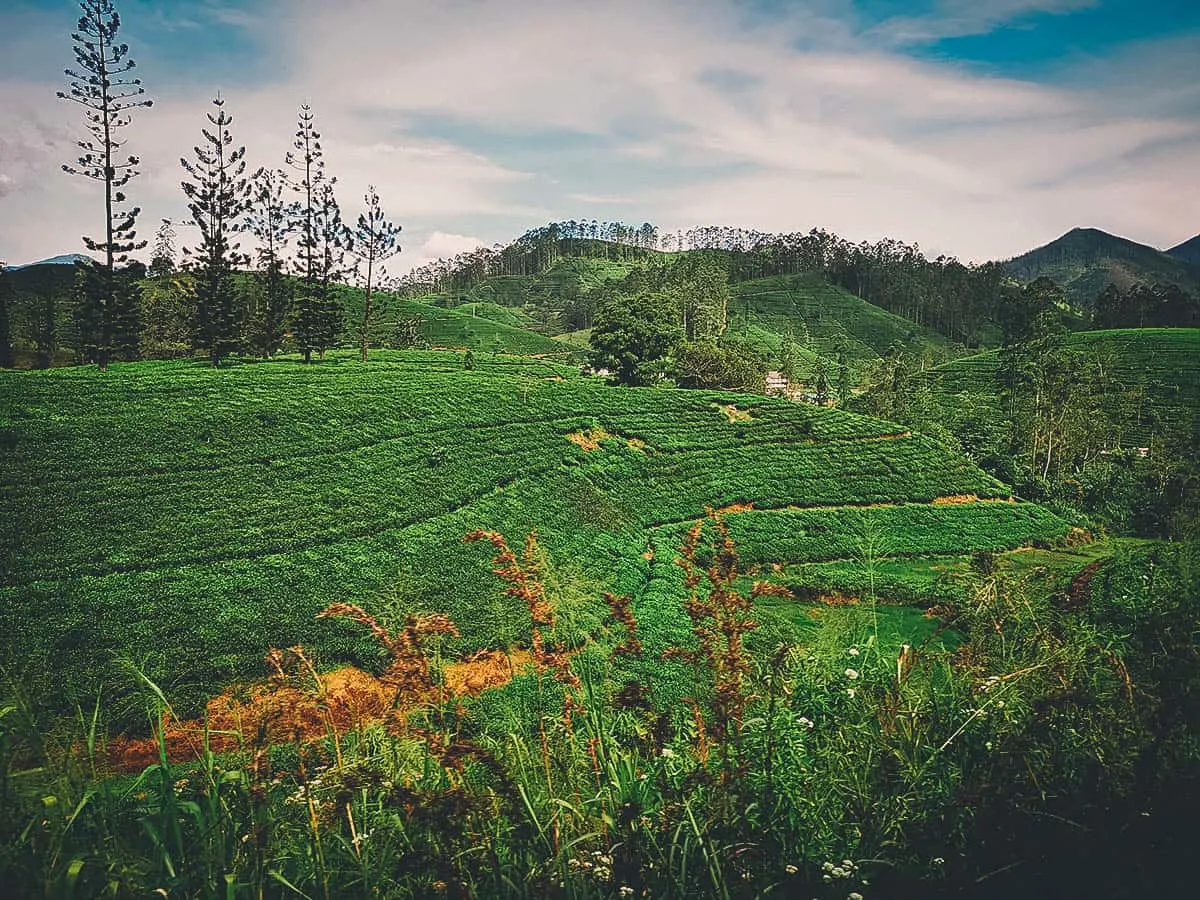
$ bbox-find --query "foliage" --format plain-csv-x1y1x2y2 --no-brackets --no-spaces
589,290,682,385
0,519,1195,897
180,96,251,367
671,339,766,393
346,186,403,362
56,0,153,371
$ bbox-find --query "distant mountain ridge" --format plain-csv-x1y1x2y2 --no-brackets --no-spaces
1002,227,1200,306
1167,234,1200,267
2,253,95,272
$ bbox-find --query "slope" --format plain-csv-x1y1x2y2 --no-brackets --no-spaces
0,351,1065,718
921,328,1200,447
1167,234,1200,267
334,284,571,356
724,273,959,378
1003,227,1200,306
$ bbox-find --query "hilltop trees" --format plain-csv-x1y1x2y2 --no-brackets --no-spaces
180,96,250,367
57,0,152,370
346,186,402,361
244,168,294,357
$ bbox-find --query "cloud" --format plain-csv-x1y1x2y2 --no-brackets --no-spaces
871,0,1099,45
1,0,1196,268
567,193,636,206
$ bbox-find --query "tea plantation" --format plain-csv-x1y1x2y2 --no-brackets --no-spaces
923,328,1200,446
0,351,1066,715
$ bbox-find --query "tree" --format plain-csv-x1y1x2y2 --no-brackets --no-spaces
673,339,766,393
347,186,401,361
312,180,346,358
180,96,250,367
149,219,176,278
590,290,682,386
57,0,152,370
285,104,337,362
814,358,830,406
0,266,13,368
244,167,293,357
836,351,850,405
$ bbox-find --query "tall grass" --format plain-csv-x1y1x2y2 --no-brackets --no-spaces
1,529,1196,897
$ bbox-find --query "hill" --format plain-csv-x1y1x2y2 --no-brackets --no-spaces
0,351,1065,717
1003,227,1200,306
1167,234,1200,267
333,284,571,356
724,273,959,378
921,328,1200,448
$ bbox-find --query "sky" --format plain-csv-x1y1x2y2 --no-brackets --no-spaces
1,0,1198,274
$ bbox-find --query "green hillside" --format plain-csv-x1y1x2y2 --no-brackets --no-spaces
725,273,959,378
333,285,570,355
0,351,1064,717
1003,227,1200,306
418,256,638,308
923,328,1200,446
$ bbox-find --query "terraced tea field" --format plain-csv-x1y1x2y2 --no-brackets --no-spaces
0,351,1066,716
725,274,959,380
923,328,1200,446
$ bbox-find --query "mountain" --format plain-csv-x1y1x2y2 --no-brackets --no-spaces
1002,227,1200,306
1166,234,1200,267
2,253,95,271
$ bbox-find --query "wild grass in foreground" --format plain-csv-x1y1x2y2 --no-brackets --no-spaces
1,524,1197,899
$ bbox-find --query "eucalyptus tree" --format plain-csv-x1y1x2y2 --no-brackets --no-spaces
180,96,250,367
347,186,402,361
57,0,152,370
244,167,294,357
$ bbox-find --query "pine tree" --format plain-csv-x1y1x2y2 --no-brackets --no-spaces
347,186,402,362
244,167,294,357
149,219,176,278
57,0,152,370
284,104,330,363
312,179,346,359
180,96,249,367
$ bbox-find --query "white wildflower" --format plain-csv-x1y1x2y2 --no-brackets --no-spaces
848,647,859,656
798,716,814,729
786,864,799,875
845,668,859,680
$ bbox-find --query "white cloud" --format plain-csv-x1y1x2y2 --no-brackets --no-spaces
871,0,1099,45
1,0,1196,268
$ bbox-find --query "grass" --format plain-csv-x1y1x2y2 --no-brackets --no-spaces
0,352,1068,722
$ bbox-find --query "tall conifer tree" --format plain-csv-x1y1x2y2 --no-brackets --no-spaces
57,0,152,370
312,180,347,359
180,96,249,367
347,186,402,361
284,104,331,362
244,167,294,358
